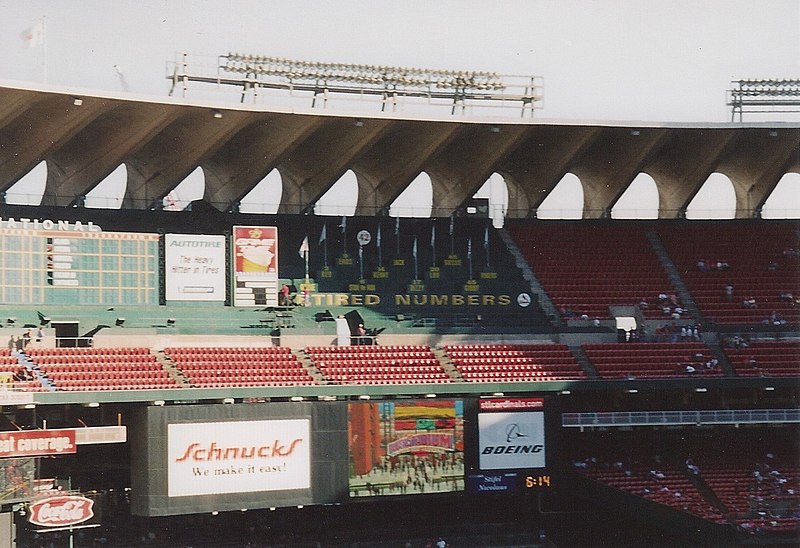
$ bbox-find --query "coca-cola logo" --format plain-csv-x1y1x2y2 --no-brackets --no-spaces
28,495,94,527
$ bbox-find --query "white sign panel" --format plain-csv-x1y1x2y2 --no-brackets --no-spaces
478,411,545,470
168,419,310,497
165,234,226,301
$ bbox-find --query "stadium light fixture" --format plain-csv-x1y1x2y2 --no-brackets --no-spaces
694,387,708,393
290,396,304,402
626,389,638,394
84,402,100,408
358,395,370,400
72,97,83,106
222,398,235,405
425,393,437,398
115,317,126,327
212,110,223,119
152,400,165,406
764,386,775,391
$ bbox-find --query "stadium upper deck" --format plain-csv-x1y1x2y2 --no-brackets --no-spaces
0,82,797,217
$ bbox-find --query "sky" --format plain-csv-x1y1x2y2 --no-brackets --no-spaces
1,0,799,216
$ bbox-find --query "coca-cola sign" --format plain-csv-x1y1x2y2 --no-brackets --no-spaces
28,495,94,527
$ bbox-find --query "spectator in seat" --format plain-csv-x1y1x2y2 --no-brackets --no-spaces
724,283,734,302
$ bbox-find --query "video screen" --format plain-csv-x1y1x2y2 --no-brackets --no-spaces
348,400,464,497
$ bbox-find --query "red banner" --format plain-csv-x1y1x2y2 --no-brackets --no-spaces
0,430,76,458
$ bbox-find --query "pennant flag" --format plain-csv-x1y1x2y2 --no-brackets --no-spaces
467,238,472,258
395,216,400,235
21,20,44,49
412,237,418,259
298,236,309,258
376,223,382,246
319,224,327,244
431,224,436,248
340,216,347,232
449,215,454,236
484,226,489,249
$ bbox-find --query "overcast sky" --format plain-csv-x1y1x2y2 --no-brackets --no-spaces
2,0,799,122
1,1,798,217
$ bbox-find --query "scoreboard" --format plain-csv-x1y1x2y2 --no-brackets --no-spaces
0,227,159,305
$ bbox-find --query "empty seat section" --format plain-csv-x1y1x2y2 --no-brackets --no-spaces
583,342,721,379
658,222,799,326
306,345,450,385
27,347,178,391
722,340,800,377
164,346,315,388
444,343,585,382
507,223,686,321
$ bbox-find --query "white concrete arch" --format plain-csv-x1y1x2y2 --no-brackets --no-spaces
474,172,509,227
164,166,205,211
761,173,800,219
315,169,358,216
5,160,46,206
611,172,659,219
85,163,127,209
686,172,736,220
239,168,283,214
390,171,433,218
537,172,583,219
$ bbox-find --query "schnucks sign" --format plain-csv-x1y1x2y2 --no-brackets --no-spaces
0,430,76,458
28,495,94,527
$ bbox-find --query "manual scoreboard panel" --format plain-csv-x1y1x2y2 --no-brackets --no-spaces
0,228,159,305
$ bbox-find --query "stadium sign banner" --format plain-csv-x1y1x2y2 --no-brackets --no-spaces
28,495,94,527
478,398,546,470
167,419,310,497
232,226,279,307
0,430,76,458
165,234,226,301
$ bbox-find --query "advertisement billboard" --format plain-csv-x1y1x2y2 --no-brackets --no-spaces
165,234,226,301
232,226,278,307
130,403,349,516
478,411,545,470
167,419,310,497
0,430,76,458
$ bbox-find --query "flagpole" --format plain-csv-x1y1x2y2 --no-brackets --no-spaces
467,238,473,280
377,223,382,267
484,226,490,269
413,236,418,280
431,223,436,266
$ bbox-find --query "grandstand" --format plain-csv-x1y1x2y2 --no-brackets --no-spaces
0,79,796,547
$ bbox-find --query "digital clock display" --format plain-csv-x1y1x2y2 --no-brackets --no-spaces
525,475,551,488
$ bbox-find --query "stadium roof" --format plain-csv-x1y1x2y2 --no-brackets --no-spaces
0,82,798,219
